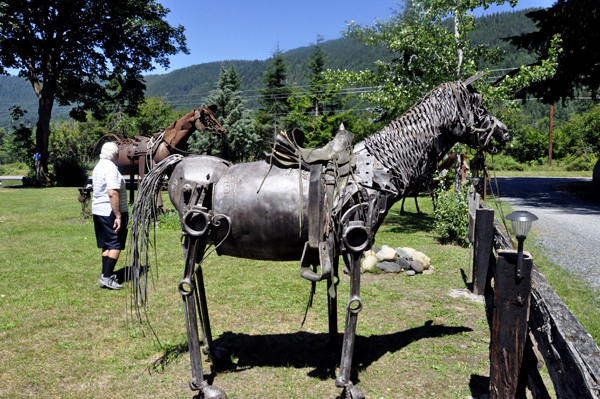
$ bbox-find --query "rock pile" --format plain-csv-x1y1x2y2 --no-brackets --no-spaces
361,245,432,276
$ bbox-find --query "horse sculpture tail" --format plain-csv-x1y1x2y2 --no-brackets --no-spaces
126,154,184,341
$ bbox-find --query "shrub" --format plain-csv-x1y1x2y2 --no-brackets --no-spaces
487,154,526,171
561,155,597,171
433,177,469,247
157,209,181,230
48,119,99,187
506,126,548,164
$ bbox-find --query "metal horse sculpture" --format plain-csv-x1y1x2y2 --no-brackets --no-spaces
108,105,226,202
128,75,510,399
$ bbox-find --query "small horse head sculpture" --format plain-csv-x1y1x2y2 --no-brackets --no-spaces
195,105,227,136
449,74,510,154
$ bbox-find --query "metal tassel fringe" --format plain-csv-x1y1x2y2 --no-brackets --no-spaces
125,154,184,345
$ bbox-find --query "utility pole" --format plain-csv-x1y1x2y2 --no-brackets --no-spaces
549,105,553,166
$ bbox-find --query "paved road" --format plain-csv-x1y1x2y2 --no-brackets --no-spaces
490,177,600,290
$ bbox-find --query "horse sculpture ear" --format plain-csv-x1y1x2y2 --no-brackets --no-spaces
464,72,487,87
208,104,218,114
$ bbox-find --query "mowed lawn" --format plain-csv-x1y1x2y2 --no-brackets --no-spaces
0,186,496,399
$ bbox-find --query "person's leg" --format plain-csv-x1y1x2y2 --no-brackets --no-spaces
104,249,120,278
101,252,108,277
107,249,120,260
97,212,126,289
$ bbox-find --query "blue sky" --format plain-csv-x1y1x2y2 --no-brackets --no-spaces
5,0,556,76
153,0,556,73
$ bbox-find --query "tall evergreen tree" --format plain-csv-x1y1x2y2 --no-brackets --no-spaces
189,65,259,162
287,35,353,147
509,0,600,102
256,45,292,144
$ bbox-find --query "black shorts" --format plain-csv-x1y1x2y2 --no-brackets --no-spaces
93,212,129,250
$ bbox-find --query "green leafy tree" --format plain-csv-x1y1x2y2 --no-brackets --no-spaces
553,103,600,161
189,65,259,162
0,0,188,182
256,45,292,145
0,107,34,166
130,96,177,137
49,119,96,186
328,0,518,121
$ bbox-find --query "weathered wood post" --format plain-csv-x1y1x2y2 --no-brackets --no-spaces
472,208,495,295
490,249,534,399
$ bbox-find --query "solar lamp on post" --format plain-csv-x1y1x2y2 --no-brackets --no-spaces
505,211,538,279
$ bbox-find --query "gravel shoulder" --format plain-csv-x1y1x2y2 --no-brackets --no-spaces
491,177,600,290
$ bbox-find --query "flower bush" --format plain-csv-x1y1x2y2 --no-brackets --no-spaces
433,175,469,247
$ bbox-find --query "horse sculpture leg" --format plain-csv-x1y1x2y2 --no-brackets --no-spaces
180,235,227,399
327,256,339,348
335,210,369,399
335,248,366,399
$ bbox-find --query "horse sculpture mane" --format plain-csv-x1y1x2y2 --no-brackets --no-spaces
127,77,509,399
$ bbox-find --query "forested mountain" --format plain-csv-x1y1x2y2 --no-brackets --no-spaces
143,38,393,111
469,9,540,71
0,8,541,128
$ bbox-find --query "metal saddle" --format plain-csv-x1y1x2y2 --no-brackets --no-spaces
267,125,355,177
266,125,358,284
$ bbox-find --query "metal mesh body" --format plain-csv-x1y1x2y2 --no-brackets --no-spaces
363,82,465,197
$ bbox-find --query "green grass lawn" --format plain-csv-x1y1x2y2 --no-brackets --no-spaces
3,184,597,398
0,186,497,399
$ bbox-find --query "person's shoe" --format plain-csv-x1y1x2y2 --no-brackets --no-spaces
98,275,123,290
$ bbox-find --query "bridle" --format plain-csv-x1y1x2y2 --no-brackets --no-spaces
449,82,499,151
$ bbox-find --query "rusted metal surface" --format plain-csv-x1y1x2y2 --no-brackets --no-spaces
104,106,226,202
113,106,225,177
129,76,510,399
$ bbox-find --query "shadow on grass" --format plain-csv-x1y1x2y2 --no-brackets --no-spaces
469,374,490,398
384,211,435,235
151,320,472,392
113,265,150,283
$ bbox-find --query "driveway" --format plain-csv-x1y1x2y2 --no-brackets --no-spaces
490,177,600,290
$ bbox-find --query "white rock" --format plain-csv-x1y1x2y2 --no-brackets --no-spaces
364,249,377,258
377,246,398,262
361,255,379,273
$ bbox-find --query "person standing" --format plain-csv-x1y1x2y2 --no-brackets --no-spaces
92,142,128,290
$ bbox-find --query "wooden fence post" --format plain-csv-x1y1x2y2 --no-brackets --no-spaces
472,208,495,295
490,249,534,399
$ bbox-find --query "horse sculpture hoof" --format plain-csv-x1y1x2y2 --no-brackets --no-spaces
203,385,228,399
347,383,365,399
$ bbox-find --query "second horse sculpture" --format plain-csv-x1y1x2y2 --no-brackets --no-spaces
129,75,510,399
109,105,226,202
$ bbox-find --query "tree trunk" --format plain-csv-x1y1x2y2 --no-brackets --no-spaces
35,93,54,184
454,12,463,77
28,57,56,185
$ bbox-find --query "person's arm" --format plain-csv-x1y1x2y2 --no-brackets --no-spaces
108,189,122,232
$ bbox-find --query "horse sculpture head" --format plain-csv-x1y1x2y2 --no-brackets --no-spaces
448,74,510,154
195,105,227,136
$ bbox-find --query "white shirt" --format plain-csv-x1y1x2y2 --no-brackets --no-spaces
91,159,128,216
